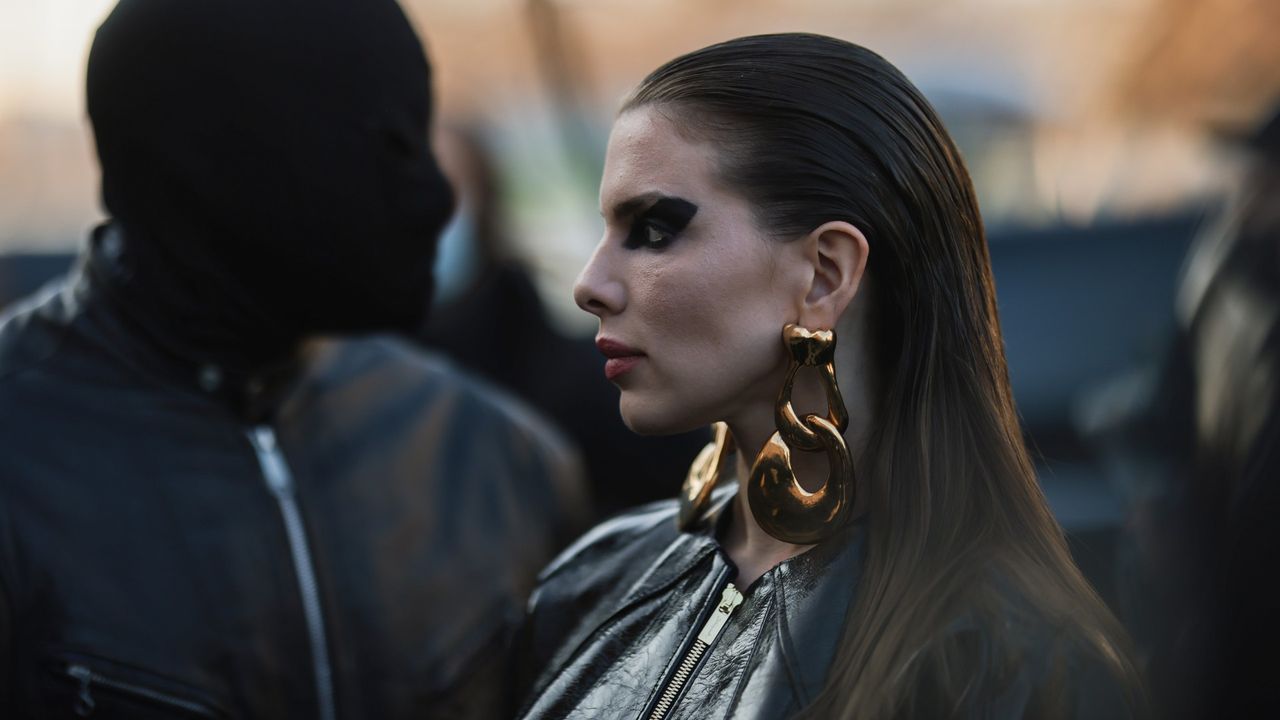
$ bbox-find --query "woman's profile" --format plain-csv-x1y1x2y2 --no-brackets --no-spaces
515,33,1141,719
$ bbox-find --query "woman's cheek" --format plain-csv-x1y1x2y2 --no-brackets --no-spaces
640,267,704,337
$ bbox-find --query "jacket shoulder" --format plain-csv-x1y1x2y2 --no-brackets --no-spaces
522,497,692,656
536,498,681,587
514,499,686,706
297,334,591,548
0,278,77,384
305,335,571,449
303,335,581,476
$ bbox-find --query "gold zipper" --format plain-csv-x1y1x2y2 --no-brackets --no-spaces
646,583,745,720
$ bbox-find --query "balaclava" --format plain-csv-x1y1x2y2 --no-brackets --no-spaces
86,0,454,369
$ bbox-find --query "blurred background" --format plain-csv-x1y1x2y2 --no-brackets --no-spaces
2,0,1278,714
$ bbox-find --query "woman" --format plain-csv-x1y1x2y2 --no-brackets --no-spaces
515,33,1141,719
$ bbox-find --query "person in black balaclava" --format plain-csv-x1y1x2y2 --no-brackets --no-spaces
88,0,452,377
0,1,587,718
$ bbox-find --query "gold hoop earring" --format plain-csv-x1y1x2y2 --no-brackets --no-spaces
747,323,856,544
677,422,734,531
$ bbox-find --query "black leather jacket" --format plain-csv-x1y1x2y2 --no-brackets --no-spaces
0,250,587,718
515,490,864,719
516,490,1129,719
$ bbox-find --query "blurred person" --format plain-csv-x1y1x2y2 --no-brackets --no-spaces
1183,105,1280,718
1112,104,1280,718
0,0,585,718
423,125,707,518
514,34,1142,719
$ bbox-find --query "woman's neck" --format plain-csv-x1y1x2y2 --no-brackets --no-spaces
720,453,815,590
719,335,873,590
721,403,844,590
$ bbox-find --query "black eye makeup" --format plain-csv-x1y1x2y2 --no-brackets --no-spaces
622,197,699,251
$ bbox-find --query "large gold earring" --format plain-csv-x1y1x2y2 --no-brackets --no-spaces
747,323,856,544
677,421,734,531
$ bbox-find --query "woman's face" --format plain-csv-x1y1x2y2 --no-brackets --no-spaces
574,107,809,435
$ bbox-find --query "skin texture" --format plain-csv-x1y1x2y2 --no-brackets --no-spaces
577,109,802,437
575,108,873,587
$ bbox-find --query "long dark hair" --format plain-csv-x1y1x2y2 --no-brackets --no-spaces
625,33,1140,718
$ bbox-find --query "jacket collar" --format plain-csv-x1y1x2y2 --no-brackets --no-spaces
673,483,868,703
74,223,307,423
769,520,866,704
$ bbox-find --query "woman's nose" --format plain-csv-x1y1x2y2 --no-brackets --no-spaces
573,242,626,318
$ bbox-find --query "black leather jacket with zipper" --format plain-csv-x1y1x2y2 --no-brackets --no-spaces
0,248,588,719
515,490,1131,720
515,489,866,720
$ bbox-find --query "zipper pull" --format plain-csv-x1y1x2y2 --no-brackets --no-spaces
697,583,745,645
249,426,292,496
68,663,96,717
251,425,276,453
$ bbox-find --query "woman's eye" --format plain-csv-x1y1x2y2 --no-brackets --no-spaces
619,198,697,250
625,221,677,250
645,224,673,247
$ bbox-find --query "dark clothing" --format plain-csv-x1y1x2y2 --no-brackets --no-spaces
516,491,863,720
516,490,1128,720
0,2,551,717
1155,152,1280,717
1098,112,1280,718
0,251,586,718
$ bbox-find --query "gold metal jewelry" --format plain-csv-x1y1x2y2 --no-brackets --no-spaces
747,323,856,544
677,421,734,531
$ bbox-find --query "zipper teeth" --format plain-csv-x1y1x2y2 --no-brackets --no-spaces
249,427,336,720
645,583,744,720
646,639,709,720
68,664,215,716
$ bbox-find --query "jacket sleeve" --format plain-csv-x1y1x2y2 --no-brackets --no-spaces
423,616,513,720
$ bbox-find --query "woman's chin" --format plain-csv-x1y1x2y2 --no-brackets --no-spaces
618,398,706,437
618,411,672,437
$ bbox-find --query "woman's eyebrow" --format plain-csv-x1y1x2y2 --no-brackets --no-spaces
606,192,670,221
639,197,699,229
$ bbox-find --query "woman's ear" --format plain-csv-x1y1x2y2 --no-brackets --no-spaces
798,221,869,330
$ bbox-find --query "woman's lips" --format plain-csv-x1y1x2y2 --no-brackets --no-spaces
604,356,642,381
596,338,645,381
